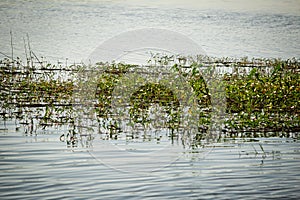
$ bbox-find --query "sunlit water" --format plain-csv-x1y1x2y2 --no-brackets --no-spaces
1,0,300,199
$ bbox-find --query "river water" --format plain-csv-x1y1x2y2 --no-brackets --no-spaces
0,0,300,62
1,120,300,199
1,0,300,199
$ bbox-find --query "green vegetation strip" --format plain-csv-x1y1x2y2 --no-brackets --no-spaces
0,57,299,134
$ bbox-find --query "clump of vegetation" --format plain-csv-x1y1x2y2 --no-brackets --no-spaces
129,82,180,126
0,55,299,147
224,63,299,132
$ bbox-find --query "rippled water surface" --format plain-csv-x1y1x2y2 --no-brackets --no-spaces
1,120,300,199
0,0,300,61
1,0,300,199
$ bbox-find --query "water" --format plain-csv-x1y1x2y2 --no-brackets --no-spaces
0,0,299,62
1,121,300,199
1,0,300,199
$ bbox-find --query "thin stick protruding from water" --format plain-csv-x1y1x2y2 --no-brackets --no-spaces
10,30,14,68
23,37,29,66
27,33,33,67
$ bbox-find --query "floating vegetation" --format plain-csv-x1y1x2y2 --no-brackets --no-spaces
0,55,299,148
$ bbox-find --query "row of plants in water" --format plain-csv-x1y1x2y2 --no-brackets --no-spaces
0,56,299,146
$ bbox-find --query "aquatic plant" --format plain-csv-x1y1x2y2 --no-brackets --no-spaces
0,56,299,148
